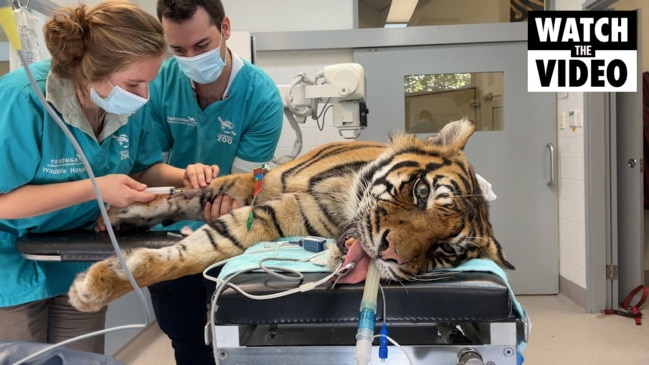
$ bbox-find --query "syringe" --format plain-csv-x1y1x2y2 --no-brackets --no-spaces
354,259,380,365
144,186,177,194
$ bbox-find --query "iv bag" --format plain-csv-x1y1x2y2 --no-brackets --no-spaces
9,7,41,71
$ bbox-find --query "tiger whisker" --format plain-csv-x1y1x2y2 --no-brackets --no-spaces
410,271,455,281
459,237,485,247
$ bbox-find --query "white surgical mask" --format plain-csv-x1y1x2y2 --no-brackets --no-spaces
175,32,227,84
90,83,149,116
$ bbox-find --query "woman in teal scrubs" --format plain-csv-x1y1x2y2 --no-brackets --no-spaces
0,0,217,354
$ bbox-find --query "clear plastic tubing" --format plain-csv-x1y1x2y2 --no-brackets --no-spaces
354,259,380,365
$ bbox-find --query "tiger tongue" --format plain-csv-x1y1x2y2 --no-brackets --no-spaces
335,239,371,285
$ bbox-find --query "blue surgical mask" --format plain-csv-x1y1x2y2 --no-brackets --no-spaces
90,83,149,115
175,38,227,84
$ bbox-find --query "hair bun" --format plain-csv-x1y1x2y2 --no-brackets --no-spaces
44,4,88,78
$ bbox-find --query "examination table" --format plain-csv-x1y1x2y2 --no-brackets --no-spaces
16,231,528,365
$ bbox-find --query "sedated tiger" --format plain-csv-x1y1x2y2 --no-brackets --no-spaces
68,118,514,312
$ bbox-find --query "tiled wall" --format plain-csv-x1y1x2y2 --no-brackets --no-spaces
557,93,586,288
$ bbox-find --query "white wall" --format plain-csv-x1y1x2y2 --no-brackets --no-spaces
222,0,358,161
223,0,353,32
555,0,587,10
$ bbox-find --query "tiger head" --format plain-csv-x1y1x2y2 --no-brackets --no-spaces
337,118,514,281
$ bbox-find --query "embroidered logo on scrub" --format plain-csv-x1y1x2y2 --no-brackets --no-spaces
167,115,197,126
112,134,130,160
217,116,236,144
43,155,85,175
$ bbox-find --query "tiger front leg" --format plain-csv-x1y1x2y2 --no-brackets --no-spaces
108,189,207,231
109,173,256,231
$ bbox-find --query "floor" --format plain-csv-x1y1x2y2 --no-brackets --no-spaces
114,294,649,364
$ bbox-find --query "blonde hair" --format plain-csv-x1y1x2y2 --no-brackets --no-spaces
44,0,166,82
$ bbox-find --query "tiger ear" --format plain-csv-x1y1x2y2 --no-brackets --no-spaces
424,118,476,150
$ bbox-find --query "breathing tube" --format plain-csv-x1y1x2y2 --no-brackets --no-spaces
354,259,380,365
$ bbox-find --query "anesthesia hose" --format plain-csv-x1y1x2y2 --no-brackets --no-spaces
354,259,381,365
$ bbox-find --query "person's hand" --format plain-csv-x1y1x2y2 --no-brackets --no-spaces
95,174,157,208
183,163,219,189
204,194,241,222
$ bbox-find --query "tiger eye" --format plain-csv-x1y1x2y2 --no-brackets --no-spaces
414,180,429,199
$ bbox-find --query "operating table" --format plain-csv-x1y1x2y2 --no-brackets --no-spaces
16,231,528,365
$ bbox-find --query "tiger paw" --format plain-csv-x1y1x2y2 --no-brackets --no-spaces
68,258,134,312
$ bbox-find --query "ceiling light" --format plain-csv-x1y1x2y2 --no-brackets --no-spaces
384,23,408,28
386,0,419,24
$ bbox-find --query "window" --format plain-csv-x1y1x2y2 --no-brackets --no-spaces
404,72,504,133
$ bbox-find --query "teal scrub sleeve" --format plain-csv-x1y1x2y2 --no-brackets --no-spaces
0,87,43,193
235,87,284,163
146,83,174,154
129,111,165,174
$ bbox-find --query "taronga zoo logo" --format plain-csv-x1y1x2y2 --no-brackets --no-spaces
217,116,236,144
112,134,130,160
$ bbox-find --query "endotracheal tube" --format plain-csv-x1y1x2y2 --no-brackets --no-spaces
354,259,380,365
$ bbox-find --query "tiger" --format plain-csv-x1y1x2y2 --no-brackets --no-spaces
68,118,514,312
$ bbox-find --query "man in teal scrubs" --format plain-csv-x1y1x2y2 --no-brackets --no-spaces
144,1,284,364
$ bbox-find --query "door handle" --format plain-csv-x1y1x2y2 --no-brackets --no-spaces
546,143,555,186
628,158,637,168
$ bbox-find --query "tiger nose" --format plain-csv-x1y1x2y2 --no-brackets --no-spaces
379,236,403,264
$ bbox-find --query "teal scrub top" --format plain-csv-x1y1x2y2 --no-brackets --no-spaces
140,52,283,231
144,52,283,174
0,60,163,306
